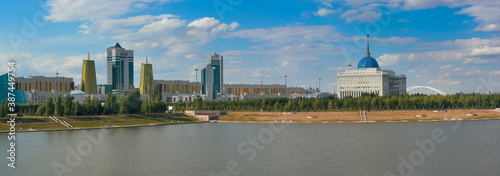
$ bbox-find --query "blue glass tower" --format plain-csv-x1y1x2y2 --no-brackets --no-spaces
107,42,134,92
0,73,27,104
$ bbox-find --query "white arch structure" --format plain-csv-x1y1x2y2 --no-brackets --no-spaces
406,86,447,95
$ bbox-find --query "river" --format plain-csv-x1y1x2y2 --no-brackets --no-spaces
1,120,499,176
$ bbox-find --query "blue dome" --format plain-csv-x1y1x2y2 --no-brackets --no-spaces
357,56,379,68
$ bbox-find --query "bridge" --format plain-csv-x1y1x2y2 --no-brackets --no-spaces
406,86,447,95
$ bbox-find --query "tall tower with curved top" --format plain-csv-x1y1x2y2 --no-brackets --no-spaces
82,52,97,94
139,57,154,96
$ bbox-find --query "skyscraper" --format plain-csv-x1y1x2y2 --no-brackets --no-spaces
139,57,154,96
201,53,223,100
82,52,97,94
107,42,134,92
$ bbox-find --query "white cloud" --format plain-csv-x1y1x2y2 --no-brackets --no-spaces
440,64,453,69
226,25,344,44
187,17,221,29
319,1,500,33
469,46,500,56
138,17,185,33
376,53,399,67
428,79,462,86
45,0,175,22
398,19,410,23
489,70,500,75
373,36,418,45
77,14,179,34
313,8,336,16
340,6,381,23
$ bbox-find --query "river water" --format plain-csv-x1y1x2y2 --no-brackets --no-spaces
1,120,499,176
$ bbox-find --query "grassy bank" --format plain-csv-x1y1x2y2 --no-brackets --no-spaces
0,113,198,132
218,109,500,123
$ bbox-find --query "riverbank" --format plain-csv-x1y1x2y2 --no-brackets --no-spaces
0,114,199,132
218,109,500,123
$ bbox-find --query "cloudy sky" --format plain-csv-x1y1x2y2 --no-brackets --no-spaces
1,0,500,94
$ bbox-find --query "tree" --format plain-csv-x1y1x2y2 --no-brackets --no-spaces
92,97,102,115
45,97,54,116
0,100,5,117
327,100,333,111
141,97,149,113
119,92,129,114
195,96,202,110
313,98,321,111
103,93,119,115
63,95,73,116
36,104,46,116
126,89,142,114
54,94,64,116
74,101,82,116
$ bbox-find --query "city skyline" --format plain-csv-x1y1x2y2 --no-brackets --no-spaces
1,0,500,94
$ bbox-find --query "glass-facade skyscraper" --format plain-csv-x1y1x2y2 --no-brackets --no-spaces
201,53,223,100
107,43,134,92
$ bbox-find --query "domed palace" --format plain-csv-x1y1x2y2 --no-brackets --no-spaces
337,34,406,98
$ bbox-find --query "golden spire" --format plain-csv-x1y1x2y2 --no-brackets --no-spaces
366,34,370,57
87,51,91,60
146,56,148,64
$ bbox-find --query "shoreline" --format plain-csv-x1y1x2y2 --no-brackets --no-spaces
1,121,207,133
216,117,500,124
217,109,500,123
0,114,199,133
2,109,499,132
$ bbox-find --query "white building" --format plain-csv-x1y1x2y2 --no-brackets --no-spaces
337,35,406,98
25,90,71,104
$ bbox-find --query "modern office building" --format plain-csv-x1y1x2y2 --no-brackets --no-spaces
107,42,134,93
139,57,154,96
223,84,309,100
16,76,74,92
154,80,200,94
16,75,74,104
337,34,406,98
201,53,223,100
81,52,98,94
224,84,305,96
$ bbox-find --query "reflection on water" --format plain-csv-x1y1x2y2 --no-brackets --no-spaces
1,120,499,176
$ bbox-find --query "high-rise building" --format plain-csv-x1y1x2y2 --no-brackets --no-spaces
201,53,223,100
107,42,134,92
139,57,154,96
337,34,406,98
81,52,97,94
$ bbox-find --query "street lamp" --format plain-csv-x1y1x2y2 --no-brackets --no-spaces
284,74,287,98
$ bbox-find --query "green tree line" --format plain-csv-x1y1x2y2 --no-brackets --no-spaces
13,89,168,117
176,93,500,112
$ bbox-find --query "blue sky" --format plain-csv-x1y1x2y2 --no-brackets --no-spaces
1,0,500,94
